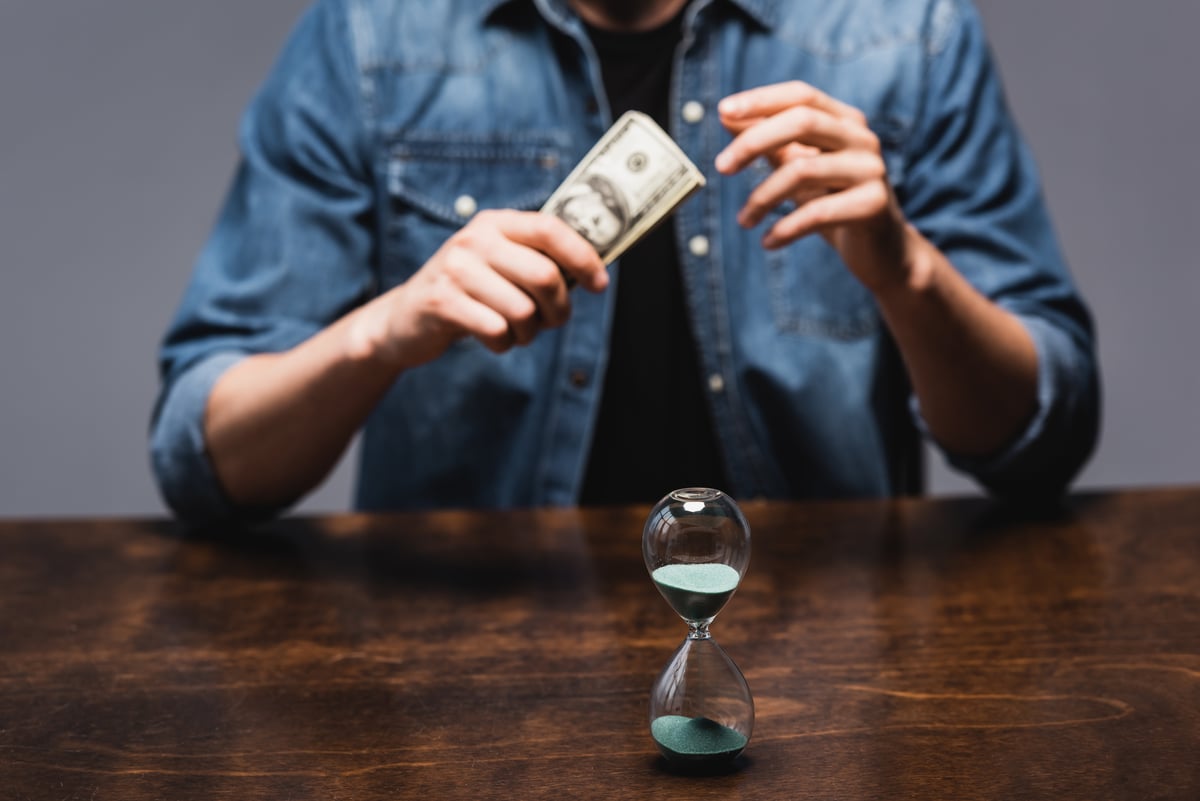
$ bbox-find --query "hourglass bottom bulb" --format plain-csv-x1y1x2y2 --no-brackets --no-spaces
648,634,754,767
651,715,748,763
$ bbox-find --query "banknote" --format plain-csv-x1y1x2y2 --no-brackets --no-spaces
541,110,706,264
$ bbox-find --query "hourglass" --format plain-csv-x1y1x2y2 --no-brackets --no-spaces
643,487,753,767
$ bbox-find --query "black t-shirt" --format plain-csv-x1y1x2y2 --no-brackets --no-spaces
578,12,729,506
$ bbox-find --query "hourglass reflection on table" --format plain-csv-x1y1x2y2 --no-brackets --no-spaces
643,487,753,767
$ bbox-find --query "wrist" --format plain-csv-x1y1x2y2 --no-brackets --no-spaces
345,297,405,371
871,223,939,302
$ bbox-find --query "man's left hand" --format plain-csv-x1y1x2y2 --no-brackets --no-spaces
714,81,918,296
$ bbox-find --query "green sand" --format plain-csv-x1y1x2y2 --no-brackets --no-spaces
651,563,740,621
651,715,748,763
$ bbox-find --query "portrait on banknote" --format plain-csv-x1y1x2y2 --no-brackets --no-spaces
551,174,630,252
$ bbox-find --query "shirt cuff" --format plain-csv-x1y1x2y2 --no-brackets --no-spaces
150,351,247,523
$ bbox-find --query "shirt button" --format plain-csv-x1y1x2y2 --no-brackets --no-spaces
681,100,705,124
688,235,710,257
569,369,590,388
454,194,477,218
708,373,725,393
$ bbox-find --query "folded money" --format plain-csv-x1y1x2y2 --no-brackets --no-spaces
541,110,706,265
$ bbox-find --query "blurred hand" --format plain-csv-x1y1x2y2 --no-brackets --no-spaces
715,81,915,295
356,210,608,369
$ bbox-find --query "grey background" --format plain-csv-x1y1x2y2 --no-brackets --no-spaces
0,1,1195,517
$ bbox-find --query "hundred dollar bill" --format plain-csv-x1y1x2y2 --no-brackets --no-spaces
541,110,706,264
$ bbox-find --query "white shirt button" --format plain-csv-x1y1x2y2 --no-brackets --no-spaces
453,194,477,218
708,373,725,393
681,100,705,124
688,235,710,257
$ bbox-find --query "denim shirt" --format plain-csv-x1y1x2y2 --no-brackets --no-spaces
151,0,1099,519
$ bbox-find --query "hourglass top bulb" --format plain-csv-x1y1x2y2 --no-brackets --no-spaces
643,488,750,624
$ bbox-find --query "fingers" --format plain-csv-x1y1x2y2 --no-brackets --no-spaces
433,292,515,354
481,234,574,329
412,209,611,356
720,119,823,170
761,181,891,249
715,104,878,175
710,81,895,256
737,150,885,229
490,211,609,292
435,243,544,347
718,80,866,126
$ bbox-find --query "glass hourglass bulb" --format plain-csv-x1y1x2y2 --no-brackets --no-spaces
643,488,753,767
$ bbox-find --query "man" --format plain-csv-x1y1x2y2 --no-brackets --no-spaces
151,0,1099,521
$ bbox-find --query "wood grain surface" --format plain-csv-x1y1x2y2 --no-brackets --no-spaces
2,487,1199,799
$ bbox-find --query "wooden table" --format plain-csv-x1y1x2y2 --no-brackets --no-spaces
3,487,1199,799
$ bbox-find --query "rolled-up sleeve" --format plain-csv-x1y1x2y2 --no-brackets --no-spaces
149,0,377,522
902,0,1100,497
150,352,247,522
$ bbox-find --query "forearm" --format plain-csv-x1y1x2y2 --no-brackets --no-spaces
199,211,607,514
205,302,401,510
874,225,1039,456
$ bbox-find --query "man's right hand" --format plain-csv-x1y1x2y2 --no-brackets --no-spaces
352,210,609,370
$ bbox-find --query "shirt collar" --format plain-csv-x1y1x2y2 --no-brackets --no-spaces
479,0,780,31
722,0,778,29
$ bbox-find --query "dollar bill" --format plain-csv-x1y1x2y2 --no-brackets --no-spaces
541,110,706,264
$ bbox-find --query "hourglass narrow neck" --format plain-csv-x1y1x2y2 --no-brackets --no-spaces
687,621,712,639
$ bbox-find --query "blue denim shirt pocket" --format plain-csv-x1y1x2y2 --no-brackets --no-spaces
374,129,571,486
383,130,570,285
765,239,877,340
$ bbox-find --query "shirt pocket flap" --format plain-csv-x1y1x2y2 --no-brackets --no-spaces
387,132,568,226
